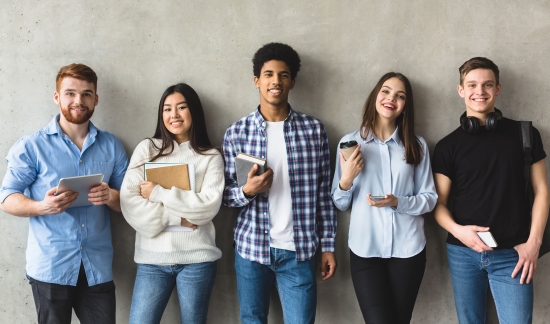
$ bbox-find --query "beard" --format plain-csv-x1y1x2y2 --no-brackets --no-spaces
60,105,95,124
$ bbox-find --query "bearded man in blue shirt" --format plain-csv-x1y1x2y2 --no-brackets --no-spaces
223,42,337,324
0,63,129,324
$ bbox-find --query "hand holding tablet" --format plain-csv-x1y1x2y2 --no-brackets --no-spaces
55,174,104,208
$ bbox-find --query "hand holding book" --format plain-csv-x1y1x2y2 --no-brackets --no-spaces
140,181,157,199
242,164,274,197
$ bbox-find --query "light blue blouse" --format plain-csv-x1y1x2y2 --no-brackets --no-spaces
331,128,437,258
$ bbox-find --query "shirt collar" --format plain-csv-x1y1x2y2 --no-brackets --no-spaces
363,126,402,145
44,114,98,138
253,104,295,129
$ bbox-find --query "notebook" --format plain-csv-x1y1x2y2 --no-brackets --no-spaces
144,162,196,232
235,153,267,197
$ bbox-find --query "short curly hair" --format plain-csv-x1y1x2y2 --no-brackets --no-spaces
252,43,301,79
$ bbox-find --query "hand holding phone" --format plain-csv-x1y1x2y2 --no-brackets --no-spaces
369,195,385,201
477,231,498,248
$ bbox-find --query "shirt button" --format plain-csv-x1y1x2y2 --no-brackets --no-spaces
264,212,266,216
79,160,83,163
262,156,265,159
264,230,268,234
80,246,82,250
81,224,85,227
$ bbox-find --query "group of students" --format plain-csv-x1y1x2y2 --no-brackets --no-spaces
0,42,548,324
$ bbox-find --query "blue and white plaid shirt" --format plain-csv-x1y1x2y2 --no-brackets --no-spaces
223,106,336,265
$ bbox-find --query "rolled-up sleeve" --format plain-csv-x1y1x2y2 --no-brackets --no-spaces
0,138,36,202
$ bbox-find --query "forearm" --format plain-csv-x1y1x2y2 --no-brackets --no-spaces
395,192,438,216
434,203,460,235
528,189,550,244
106,189,121,212
0,193,42,217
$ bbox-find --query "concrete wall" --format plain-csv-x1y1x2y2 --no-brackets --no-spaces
1,1,549,323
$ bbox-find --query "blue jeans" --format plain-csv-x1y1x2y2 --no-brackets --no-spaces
129,262,217,324
446,244,533,324
235,247,317,324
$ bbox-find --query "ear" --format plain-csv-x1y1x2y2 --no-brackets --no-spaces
457,84,465,98
254,76,260,88
290,78,296,90
53,91,60,105
495,83,502,96
94,93,99,106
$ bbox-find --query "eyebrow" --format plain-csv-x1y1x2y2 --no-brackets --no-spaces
64,89,94,93
164,101,187,106
382,85,406,94
263,70,290,74
465,80,494,84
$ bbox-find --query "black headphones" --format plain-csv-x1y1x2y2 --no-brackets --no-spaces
460,108,502,134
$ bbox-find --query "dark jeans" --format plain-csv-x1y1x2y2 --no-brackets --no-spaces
350,248,426,324
28,263,116,324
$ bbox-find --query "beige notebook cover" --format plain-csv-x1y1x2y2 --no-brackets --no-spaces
145,164,190,190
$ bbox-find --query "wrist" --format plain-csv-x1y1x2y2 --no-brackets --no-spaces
242,185,255,198
339,178,352,191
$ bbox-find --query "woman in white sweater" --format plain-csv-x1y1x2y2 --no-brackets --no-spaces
120,83,224,324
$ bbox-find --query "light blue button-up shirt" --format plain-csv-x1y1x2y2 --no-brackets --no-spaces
331,128,437,258
0,115,128,286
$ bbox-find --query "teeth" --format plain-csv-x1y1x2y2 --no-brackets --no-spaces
269,89,281,93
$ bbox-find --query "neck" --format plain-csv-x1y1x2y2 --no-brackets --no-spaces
58,117,89,150
373,118,397,142
466,107,495,126
259,102,290,122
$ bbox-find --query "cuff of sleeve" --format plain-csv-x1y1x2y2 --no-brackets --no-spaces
320,238,335,252
0,189,20,203
237,186,255,204
393,196,407,212
163,207,183,227
148,185,165,203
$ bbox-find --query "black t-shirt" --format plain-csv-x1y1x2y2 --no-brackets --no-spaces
432,117,546,249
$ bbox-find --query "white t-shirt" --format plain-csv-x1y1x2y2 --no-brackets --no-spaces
266,121,295,251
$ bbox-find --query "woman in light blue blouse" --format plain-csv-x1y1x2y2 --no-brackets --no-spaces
331,72,437,324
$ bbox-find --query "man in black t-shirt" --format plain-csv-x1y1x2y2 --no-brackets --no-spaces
432,57,549,323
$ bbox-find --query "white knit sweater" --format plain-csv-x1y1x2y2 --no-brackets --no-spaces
120,139,224,265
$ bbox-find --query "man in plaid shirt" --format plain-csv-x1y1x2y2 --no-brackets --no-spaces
222,42,337,324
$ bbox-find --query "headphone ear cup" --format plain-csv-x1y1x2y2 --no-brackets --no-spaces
486,109,503,131
460,113,480,134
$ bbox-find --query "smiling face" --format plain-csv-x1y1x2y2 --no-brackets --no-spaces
163,92,192,144
54,77,98,125
375,77,406,123
254,60,295,111
458,68,501,119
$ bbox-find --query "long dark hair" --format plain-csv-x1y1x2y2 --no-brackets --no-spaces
359,72,423,166
149,83,215,162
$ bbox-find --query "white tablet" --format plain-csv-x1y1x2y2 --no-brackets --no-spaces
55,174,104,208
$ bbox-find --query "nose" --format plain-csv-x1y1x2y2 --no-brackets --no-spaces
272,74,281,85
171,108,179,117
73,94,82,105
476,85,486,94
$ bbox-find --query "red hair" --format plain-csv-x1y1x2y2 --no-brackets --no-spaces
56,63,98,91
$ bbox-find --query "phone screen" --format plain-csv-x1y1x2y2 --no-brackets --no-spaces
477,231,498,248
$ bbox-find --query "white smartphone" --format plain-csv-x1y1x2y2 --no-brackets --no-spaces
477,231,498,248
370,195,385,201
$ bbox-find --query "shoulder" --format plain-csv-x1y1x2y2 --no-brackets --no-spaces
128,138,161,167
338,130,361,144
434,127,462,151
9,127,50,154
291,109,324,128
226,112,256,133
95,129,123,145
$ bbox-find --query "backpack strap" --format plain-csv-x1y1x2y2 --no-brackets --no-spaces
520,121,533,207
